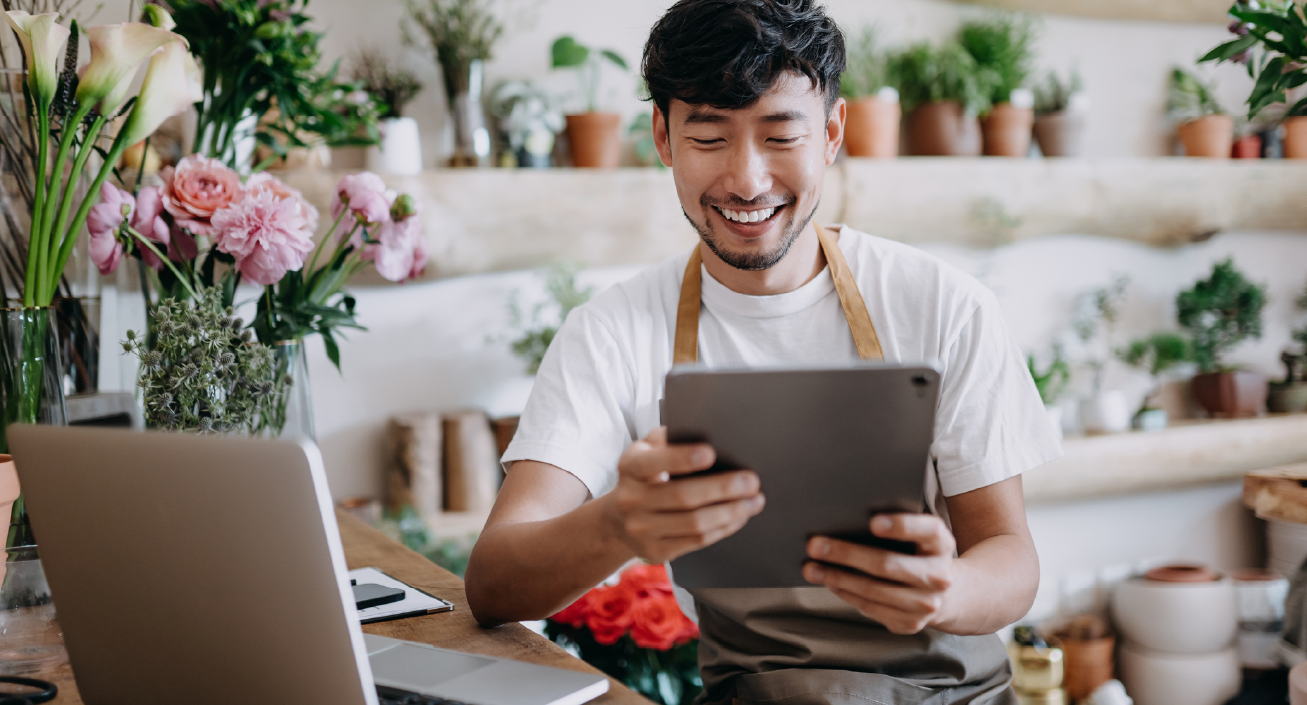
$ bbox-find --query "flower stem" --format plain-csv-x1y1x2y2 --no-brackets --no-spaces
123,225,197,300
39,103,94,266
46,113,107,296
48,134,133,305
307,210,351,275
25,105,51,307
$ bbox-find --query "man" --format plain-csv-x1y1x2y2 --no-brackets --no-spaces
465,1,1062,703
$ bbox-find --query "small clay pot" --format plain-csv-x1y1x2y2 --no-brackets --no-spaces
1177,115,1234,158
1284,116,1307,159
981,102,1034,157
1033,112,1086,158
905,101,981,157
844,96,901,158
1269,383,1307,414
564,112,623,168
1191,370,1269,418
1146,564,1220,583
1232,133,1263,159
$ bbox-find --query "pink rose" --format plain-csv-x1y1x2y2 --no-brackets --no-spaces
246,172,320,232
363,213,427,283
331,171,390,225
160,155,244,235
131,186,173,269
210,188,315,286
87,182,132,275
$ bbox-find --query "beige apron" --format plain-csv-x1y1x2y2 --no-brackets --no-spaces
673,225,1016,705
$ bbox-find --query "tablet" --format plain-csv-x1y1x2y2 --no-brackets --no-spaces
664,363,941,589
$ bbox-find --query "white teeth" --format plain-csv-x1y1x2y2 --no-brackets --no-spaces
719,206,777,223
749,210,760,223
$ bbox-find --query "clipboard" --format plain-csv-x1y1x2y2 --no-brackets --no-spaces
349,566,455,624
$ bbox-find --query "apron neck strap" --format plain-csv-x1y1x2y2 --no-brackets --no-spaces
673,224,884,365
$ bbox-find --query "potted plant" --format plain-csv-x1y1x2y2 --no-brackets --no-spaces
352,49,425,175
1176,259,1268,417
960,14,1038,158
1028,345,1070,440
840,26,901,158
1200,1,1307,157
1167,68,1234,158
490,80,564,168
1074,275,1132,434
1270,281,1307,413
406,0,505,167
1032,69,1088,157
1118,333,1194,431
552,36,628,168
892,42,996,156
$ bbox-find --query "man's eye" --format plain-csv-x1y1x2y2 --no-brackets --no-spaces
690,138,724,145
769,137,800,144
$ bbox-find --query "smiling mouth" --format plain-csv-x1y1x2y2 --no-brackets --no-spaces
712,204,784,225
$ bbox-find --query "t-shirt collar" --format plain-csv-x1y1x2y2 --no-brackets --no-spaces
700,261,837,319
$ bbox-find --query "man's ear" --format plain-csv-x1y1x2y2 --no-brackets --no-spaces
653,104,673,168
825,97,846,165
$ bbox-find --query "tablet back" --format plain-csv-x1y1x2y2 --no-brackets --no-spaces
665,363,940,589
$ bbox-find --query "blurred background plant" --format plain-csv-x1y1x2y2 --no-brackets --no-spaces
350,48,424,119
1176,258,1266,373
378,506,476,577
1166,67,1226,122
1032,68,1083,116
1028,344,1070,405
507,264,592,375
1118,332,1194,413
551,35,628,113
1073,274,1130,395
490,79,563,167
892,41,997,115
959,13,1038,108
841,26,900,100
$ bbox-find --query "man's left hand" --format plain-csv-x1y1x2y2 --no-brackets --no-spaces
803,514,957,635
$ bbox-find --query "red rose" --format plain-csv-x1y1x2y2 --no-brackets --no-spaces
675,611,700,644
550,591,593,628
619,563,674,599
585,585,635,645
630,593,690,651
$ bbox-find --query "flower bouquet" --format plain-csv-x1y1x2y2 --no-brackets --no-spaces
546,564,701,705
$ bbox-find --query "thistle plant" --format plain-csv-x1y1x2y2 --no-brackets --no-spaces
123,288,287,434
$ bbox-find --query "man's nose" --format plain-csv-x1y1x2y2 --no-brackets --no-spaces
721,142,773,203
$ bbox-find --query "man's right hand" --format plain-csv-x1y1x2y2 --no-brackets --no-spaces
602,427,765,564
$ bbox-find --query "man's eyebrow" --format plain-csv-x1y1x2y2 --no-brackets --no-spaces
683,109,728,124
761,110,806,123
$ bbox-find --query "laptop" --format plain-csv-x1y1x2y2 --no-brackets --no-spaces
8,425,609,705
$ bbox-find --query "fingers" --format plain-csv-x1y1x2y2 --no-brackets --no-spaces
641,470,760,511
622,495,765,563
804,563,945,616
619,427,715,482
870,514,956,557
806,536,953,590
828,587,935,636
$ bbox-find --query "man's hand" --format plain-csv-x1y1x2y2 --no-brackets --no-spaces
803,514,958,635
602,427,765,564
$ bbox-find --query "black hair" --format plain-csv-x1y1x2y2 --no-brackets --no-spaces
641,0,845,122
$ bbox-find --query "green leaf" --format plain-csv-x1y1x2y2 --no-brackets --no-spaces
1199,34,1257,64
601,49,628,70
322,329,341,372
552,36,590,68
1287,95,1307,116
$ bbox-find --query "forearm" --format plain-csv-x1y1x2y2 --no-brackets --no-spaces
464,494,634,627
934,533,1039,636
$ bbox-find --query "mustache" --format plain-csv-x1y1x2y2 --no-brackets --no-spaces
700,193,795,210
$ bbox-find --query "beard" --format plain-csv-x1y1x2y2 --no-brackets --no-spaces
685,194,818,272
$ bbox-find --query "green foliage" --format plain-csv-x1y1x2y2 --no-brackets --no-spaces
509,265,593,375
378,506,476,577
251,263,365,373
1199,1,1307,119
1292,280,1307,350
1176,259,1266,373
123,287,286,433
551,36,628,113
406,0,505,101
1119,333,1194,377
1073,274,1129,394
1167,67,1226,120
1027,346,1070,405
958,13,1038,106
840,26,899,99
892,41,998,115
350,49,424,118
170,0,382,170
629,112,664,168
545,623,701,705
1032,69,1083,115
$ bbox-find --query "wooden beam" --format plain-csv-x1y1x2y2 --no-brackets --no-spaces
952,0,1231,25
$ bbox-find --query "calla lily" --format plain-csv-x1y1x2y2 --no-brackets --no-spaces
3,11,70,110
141,5,176,31
117,38,202,148
76,23,184,116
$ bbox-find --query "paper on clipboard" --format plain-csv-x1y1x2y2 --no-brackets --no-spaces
349,567,455,624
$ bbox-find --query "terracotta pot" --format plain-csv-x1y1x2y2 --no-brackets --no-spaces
1053,615,1115,702
1177,115,1234,158
1232,133,1262,159
1191,370,1268,418
1285,116,1307,159
981,102,1034,157
844,96,900,158
0,455,16,535
565,112,622,168
905,101,981,157
1033,112,1086,157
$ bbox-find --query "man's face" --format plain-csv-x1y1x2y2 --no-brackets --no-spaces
653,73,844,271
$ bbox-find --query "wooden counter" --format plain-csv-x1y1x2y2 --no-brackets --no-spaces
32,509,648,705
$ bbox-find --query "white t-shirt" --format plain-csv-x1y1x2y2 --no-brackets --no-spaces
504,226,1062,516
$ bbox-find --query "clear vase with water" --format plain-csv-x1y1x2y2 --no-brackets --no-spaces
265,340,315,440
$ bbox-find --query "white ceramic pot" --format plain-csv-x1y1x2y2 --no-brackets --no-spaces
1117,641,1240,705
1268,519,1307,578
1080,390,1131,434
367,117,424,175
1045,405,1064,441
1111,576,1237,654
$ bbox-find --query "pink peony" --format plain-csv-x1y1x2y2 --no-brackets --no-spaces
87,182,132,275
131,185,172,270
363,213,428,282
160,154,244,235
210,188,315,286
331,171,390,225
246,171,320,232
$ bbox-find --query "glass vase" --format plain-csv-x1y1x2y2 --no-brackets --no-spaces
444,59,491,168
0,553,66,674
266,340,315,440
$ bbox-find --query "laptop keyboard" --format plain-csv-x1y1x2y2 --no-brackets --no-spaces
377,685,470,705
